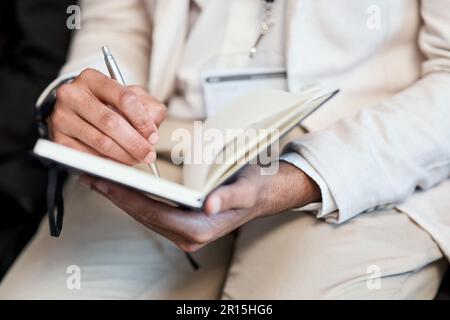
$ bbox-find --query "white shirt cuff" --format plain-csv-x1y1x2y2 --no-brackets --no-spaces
279,152,339,222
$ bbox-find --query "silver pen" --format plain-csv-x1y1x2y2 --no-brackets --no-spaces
102,46,160,178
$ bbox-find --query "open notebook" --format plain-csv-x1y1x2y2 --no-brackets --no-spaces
34,88,338,209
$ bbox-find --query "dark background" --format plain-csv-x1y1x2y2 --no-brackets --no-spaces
0,0,74,280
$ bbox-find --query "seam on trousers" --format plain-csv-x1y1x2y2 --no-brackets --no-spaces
394,206,446,256
396,258,447,300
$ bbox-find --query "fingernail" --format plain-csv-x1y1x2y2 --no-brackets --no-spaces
209,196,222,215
93,182,109,194
148,132,159,145
144,151,156,164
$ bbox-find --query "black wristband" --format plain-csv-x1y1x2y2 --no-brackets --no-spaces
35,78,74,139
35,78,73,237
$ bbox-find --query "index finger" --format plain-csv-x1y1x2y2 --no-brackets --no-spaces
76,68,159,140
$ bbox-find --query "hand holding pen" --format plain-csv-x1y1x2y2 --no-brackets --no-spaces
47,47,166,172
102,46,160,177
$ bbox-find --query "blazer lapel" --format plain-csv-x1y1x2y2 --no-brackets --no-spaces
148,0,190,101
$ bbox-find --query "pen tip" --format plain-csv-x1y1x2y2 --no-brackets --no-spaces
102,46,111,56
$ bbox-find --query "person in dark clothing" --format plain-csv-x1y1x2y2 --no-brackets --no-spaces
0,0,74,280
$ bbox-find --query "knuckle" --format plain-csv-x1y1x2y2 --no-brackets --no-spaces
134,119,154,135
144,101,167,126
55,84,74,101
78,68,97,81
92,135,114,154
119,89,137,106
99,112,120,131
155,102,167,118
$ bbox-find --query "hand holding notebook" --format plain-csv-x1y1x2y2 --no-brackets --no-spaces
34,88,338,210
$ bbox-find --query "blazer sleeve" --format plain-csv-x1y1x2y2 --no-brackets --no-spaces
37,0,152,107
284,0,450,223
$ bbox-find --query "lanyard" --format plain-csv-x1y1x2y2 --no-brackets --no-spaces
249,0,276,58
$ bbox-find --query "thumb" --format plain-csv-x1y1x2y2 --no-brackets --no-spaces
204,179,257,216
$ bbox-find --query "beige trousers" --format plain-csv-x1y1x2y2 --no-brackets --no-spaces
0,160,447,299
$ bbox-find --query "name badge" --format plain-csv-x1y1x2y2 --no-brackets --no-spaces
201,67,287,117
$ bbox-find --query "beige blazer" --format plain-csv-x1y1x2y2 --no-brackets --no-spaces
39,0,450,258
